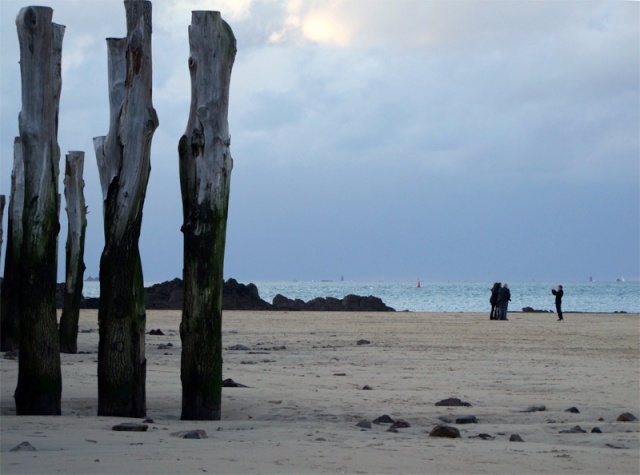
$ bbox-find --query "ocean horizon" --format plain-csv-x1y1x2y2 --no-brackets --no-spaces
80,279,640,314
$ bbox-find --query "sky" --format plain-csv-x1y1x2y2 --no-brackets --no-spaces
0,0,638,284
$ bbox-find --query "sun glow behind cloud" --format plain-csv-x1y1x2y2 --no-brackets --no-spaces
301,12,350,46
269,1,352,46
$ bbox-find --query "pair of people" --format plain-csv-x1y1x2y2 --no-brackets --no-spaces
489,282,511,320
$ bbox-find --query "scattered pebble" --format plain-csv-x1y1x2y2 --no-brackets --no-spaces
171,430,208,439
356,420,372,429
227,344,251,351
617,412,638,422
373,415,395,424
390,419,411,429
435,397,471,407
112,423,148,432
559,425,586,433
429,425,461,438
10,441,36,452
455,415,477,424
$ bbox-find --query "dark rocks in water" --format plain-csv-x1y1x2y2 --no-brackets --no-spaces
436,415,452,423
223,278,273,310
617,412,638,422
357,339,371,345
565,406,580,413
148,329,164,336
273,294,394,312
455,415,478,424
83,296,100,309
522,307,551,313
112,423,148,432
61,278,395,312
146,278,271,311
272,294,306,311
305,296,344,311
522,404,546,412
373,415,395,424
559,425,586,433
362,385,373,390
341,294,394,312
429,425,461,438
145,278,184,310
435,397,472,407
509,434,524,442
591,427,602,433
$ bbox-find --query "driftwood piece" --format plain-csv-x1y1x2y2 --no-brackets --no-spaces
59,151,87,354
13,6,64,416
179,11,236,421
93,0,158,418
0,140,25,352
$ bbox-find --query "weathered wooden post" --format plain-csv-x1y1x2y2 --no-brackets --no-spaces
0,143,24,352
0,195,5,264
13,6,64,415
59,151,87,354
0,194,4,312
93,0,157,417
179,11,236,421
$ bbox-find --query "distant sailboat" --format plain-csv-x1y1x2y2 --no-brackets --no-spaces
417,278,421,288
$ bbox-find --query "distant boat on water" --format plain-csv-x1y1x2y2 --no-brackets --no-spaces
417,278,421,288
616,277,625,282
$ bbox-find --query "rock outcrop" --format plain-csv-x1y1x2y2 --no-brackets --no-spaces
57,278,395,312
272,293,394,312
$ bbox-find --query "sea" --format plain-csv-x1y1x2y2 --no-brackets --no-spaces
81,279,640,314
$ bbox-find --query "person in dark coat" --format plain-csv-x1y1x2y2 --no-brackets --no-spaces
552,285,564,321
489,282,501,320
496,283,511,320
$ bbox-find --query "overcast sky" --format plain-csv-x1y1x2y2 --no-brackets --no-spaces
1,0,638,284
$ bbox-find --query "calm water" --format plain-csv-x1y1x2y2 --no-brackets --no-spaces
82,280,640,313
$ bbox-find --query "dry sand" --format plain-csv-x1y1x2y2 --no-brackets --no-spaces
1,310,639,474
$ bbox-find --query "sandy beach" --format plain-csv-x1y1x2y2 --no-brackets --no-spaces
1,310,639,474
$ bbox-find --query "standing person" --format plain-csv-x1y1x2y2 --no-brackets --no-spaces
489,282,501,320
552,285,564,321
497,283,511,320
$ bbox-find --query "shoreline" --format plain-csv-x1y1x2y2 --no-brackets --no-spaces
71,278,640,313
